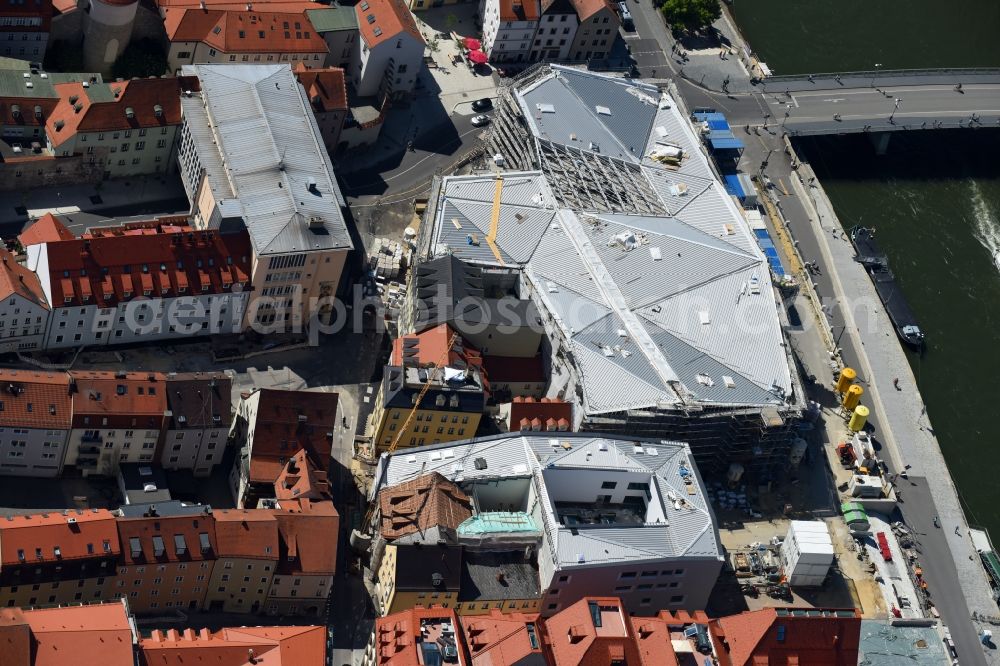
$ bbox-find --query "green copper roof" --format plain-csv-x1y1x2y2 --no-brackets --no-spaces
306,7,358,32
458,512,538,535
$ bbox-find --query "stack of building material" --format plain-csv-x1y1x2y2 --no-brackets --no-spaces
370,238,411,281
780,520,834,587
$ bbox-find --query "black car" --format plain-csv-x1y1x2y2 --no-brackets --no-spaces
471,98,493,112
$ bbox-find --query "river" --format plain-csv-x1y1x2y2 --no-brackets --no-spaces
728,3,1000,540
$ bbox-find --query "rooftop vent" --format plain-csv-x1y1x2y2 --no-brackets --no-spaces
125,107,134,119
154,104,163,117
10,104,20,117
595,105,611,116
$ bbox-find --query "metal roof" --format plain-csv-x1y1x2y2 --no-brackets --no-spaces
305,6,359,32
372,433,723,570
180,64,352,256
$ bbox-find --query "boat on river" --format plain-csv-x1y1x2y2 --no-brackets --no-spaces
849,226,925,350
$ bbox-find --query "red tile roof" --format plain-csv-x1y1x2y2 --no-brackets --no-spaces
273,498,338,576
18,213,75,247
356,0,424,49
274,449,332,501
507,397,572,432
374,607,462,666
0,608,31,666
45,78,186,149
378,472,472,541
498,0,539,22
294,63,348,113
116,508,217,566
68,371,168,430
142,625,326,666
23,602,133,666
246,389,337,485
627,615,677,666
0,509,120,567
544,597,642,666
39,224,251,309
166,8,329,54
711,608,861,666
0,98,58,132
211,509,279,560
568,0,614,21
461,610,543,665
0,247,48,309
0,370,71,430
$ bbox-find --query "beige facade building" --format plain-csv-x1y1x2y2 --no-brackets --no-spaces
177,63,354,330
204,509,279,614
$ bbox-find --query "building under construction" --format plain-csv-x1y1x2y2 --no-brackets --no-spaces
411,66,803,478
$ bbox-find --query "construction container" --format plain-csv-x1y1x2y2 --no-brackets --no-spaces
848,474,884,498
849,405,869,432
780,520,834,587
842,384,863,411
836,367,856,393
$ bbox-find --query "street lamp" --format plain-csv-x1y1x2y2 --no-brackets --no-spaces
870,63,882,88
889,97,900,124
758,148,775,175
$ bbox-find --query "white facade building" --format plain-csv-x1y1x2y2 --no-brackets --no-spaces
0,248,50,353
161,372,233,477
0,370,72,477
482,0,540,64
352,0,425,100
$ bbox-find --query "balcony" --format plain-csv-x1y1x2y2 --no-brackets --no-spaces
77,458,98,469
80,433,103,443
78,446,101,458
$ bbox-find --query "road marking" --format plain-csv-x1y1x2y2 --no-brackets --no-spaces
778,178,789,196
822,98,846,103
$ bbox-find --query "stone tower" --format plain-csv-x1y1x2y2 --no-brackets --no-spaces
82,0,139,76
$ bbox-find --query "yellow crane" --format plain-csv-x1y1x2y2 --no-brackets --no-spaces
362,331,461,530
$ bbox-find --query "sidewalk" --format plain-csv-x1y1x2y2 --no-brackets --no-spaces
0,174,189,230
672,10,755,94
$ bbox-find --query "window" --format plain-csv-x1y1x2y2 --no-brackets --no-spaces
669,595,685,604
601,481,617,489
619,572,636,579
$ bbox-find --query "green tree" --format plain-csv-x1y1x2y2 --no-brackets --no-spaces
111,38,168,79
661,0,721,33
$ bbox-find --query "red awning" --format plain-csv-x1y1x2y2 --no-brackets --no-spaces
464,37,481,50
468,49,488,65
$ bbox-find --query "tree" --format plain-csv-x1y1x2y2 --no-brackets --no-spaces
661,0,721,33
111,38,168,80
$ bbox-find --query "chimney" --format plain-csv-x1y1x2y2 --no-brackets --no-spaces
248,649,257,664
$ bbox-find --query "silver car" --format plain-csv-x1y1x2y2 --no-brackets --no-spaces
471,114,490,127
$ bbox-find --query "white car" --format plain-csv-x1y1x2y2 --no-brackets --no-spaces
471,114,490,127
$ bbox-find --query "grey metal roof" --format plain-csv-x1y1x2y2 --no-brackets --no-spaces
372,433,723,570
858,621,950,666
181,64,352,256
459,551,540,601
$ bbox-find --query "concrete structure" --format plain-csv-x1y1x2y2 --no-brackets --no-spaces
0,370,72,477
230,388,337,509
473,66,805,476
857,620,952,666
0,248,50,353
482,0,539,65
81,0,139,75
0,509,120,609
164,9,329,74
64,371,168,477
25,220,252,350
117,463,171,504
114,500,218,614
204,508,278,614
160,372,232,476
352,0,425,101
306,5,359,69
370,432,724,616
177,63,354,328
367,325,486,453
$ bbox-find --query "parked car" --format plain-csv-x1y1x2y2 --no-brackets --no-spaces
472,98,493,111
471,114,491,127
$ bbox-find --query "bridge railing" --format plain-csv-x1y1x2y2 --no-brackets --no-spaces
765,67,1000,83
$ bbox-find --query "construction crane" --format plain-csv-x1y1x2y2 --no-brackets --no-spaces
361,331,461,530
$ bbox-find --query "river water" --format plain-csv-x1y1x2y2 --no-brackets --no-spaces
728,3,1000,538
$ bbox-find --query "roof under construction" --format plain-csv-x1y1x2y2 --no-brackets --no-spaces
426,66,795,416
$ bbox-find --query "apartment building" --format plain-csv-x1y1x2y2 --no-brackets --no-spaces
203,508,278,613
0,369,72,477
566,0,618,61
352,0,425,101
294,62,349,154
370,433,725,617
164,9,329,73
177,63,354,329
0,509,120,609
161,372,232,476
367,325,486,453
44,77,187,179
63,371,168,477
267,497,338,617
376,543,461,616
481,0,539,64
142,624,327,664
25,221,252,350
230,388,337,509
531,0,578,60
114,501,217,614
362,607,468,666
0,248,49,353
0,0,52,61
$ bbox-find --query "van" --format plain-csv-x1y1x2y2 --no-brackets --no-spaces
617,2,634,30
